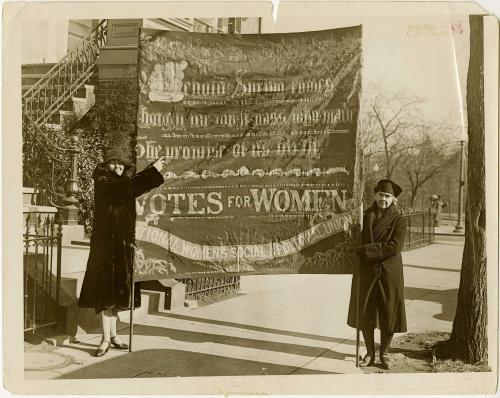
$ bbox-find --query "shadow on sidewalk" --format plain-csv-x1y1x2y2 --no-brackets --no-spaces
404,287,458,322
58,348,338,379
404,264,460,273
127,322,356,361
66,340,102,356
156,312,357,346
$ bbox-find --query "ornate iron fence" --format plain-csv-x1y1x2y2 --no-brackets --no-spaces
400,209,436,251
177,276,241,303
23,211,63,333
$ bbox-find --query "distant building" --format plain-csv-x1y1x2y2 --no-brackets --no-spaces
22,19,97,64
21,17,262,123
22,18,261,65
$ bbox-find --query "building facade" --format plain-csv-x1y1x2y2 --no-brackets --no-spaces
22,18,261,65
22,19,98,64
98,18,261,83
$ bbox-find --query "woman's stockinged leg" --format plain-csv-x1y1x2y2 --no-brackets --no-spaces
108,307,129,349
362,327,375,356
379,329,394,370
110,308,118,338
380,330,394,356
359,326,376,366
100,309,113,342
96,309,113,357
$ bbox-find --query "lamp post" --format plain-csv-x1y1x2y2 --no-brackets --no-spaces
453,138,466,232
61,133,81,225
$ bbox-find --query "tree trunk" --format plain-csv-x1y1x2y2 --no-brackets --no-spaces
437,15,487,363
409,190,416,208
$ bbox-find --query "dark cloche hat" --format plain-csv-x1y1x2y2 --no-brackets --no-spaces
374,179,402,198
103,147,132,167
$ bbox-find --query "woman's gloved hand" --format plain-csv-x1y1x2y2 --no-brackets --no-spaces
152,156,169,172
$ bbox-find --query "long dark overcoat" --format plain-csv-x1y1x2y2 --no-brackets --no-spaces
347,202,407,332
78,163,164,313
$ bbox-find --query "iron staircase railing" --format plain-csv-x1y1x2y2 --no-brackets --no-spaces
22,19,107,127
22,19,107,206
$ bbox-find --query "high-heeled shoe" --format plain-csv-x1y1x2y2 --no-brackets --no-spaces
359,354,376,367
380,354,391,370
110,336,129,350
95,340,111,357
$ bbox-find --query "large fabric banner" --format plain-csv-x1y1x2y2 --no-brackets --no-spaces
134,27,362,280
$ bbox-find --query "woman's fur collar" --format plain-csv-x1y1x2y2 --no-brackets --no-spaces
364,202,399,242
92,162,131,180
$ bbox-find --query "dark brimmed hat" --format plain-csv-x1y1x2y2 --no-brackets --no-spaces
103,148,132,167
374,179,402,198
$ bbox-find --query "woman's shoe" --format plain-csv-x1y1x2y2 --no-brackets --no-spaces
380,355,391,370
359,354,376,367
110,336,129,350
95,340,111,357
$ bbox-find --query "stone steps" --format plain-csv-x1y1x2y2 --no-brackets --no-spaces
21,63,57,76
22,63,98,129
62,290,163,337
29,247,186,335
24,253,182,336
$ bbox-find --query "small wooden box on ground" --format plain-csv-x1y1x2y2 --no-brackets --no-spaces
141,279,186,311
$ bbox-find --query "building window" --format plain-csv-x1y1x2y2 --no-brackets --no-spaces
217,18,228,33
228,18,241,34
193,19,215,33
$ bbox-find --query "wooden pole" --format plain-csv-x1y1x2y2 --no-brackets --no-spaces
355,201,364,367
129,247,135,352
355,274,360,367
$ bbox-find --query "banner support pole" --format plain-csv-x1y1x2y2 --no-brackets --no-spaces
355,199,364,367
129,248,135,353
355,273,360,367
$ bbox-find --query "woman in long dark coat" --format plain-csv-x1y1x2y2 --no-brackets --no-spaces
78,148,166,357
347,179,407,370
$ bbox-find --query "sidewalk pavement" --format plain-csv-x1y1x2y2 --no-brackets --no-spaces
434,222,465,236
25,238,464,379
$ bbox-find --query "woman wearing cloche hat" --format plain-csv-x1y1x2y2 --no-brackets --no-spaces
347,179,408,370
78,147,167,357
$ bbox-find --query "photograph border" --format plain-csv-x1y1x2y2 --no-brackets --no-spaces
3,1,498,394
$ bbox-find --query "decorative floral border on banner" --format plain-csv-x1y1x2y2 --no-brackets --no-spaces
161,166,350,180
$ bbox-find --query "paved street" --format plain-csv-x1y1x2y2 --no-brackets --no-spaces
25,229,463,379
